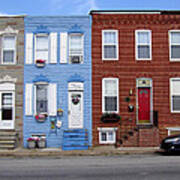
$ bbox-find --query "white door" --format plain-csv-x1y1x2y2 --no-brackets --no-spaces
68,91,83,129
0,91,15,129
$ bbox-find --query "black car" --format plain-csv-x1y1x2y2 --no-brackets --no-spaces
160,134,180,152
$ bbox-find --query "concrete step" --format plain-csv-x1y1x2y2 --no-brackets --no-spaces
0,140,15,144
0,144,15,150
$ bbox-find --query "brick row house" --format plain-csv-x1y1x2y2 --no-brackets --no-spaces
90,10,180,147
23,16,92,150
0,16,24,149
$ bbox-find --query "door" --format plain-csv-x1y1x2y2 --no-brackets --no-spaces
138,88,151,124
0,92,15,129
68,91,83,129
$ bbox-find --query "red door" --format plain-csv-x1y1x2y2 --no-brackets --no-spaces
138,88,151,124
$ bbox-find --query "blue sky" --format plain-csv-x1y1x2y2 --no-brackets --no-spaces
1,0,180,15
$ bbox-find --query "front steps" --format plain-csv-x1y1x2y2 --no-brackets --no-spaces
62,129,89,150
0,131,17,150
118,126,159,147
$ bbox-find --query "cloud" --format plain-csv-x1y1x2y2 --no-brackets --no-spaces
51,0,99,15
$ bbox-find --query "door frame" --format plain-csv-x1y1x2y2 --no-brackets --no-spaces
136,78,153,125
68,82,84,129
0,91,15,129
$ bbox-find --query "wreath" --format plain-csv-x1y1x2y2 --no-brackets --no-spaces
72,95,80,105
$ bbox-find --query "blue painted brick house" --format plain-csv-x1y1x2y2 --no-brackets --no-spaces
23,16,91,150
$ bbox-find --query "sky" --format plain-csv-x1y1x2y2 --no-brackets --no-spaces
0,0,180,16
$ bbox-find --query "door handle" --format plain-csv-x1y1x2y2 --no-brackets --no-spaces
68,110,70,115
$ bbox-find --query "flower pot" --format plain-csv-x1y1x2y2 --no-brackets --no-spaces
37,139,46,148
27,140,36,149
36,63,45,68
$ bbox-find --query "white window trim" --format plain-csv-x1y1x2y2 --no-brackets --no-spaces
169,30,180,61
68,33,84,64
1,35,17,65
102,78,119,113
34,33,49,63
135,30,152,61
170,78,180,113
98,127,117,144
166,127,180,136
102,30,118,61
34,83,49,115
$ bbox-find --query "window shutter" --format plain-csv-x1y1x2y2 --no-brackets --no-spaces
25,33,33,64
48,83,57,116
60,32,68,63
25,83,33,115
50,32,57,64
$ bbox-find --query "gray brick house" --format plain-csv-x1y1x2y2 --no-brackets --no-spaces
0,16,24,149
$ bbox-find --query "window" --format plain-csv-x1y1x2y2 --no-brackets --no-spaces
102,78,119,113
1,93,13,120
2,36,16,64
102,30,118,60
136,30,151,60
98,128,117,144
170,78,180,112
169,31,180,61
36,84,48,114
69,34,83,64
167,127,180,136
35,34,49,62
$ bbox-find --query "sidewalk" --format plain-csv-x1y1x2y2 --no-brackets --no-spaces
0,146,160,157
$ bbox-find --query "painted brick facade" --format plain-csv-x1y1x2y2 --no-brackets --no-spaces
0,16,24,148
24,16,91,149
91,11,180,147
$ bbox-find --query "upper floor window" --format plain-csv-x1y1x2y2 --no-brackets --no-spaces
102,78,119,113
102,30,118,60
35,34,49,62
69,33,83,64
136,30,151,60
169,31,180,61
36,84,48,114
170,78,180,113
2,35,16,64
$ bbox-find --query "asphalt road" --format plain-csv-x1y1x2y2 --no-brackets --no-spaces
0,154,180,180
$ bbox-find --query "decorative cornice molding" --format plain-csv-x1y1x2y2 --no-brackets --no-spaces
0,26,19,35
0,75,17,83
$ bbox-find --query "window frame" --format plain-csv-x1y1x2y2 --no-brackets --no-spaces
1,35,16,65
169,30,180,61
135,30,152,61
102,30,118,61
34,83,48,115
102,78,119,113
98,127,117,144
170,78,180,113
34,33,49,63
68,33,84,64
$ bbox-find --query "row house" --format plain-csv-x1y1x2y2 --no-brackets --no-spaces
0,16,24,149
23,16,92,150
90,10,180,147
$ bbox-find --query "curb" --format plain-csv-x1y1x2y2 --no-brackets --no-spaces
0,147,160,157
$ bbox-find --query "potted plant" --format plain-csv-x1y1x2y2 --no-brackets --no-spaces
35,59,46,67
57,108,63,116
101,113,121,123
37,137,46,148
35,113,48,122
27,137,39,149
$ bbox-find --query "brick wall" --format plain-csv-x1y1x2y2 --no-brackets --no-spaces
91,13,180,146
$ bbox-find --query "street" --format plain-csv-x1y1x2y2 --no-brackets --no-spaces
0,154,180,180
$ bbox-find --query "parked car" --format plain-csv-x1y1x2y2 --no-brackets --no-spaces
160,134,180,152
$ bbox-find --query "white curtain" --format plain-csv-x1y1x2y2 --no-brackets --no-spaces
138,32,150,44
104,79,117,96
171,32,180,44
104,32,116,44
3,36,15,49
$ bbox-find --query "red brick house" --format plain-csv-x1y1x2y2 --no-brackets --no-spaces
90,10,180,147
